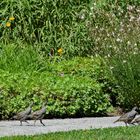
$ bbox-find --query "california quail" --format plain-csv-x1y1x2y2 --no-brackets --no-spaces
11,102,33,126
28,102,47,126
131,116,140,125
114,107,138,126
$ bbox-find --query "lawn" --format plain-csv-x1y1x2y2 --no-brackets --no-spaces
1,126,140,140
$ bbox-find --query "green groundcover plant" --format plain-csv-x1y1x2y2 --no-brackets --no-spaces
0,49,118,119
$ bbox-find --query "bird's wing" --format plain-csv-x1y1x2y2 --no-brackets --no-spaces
119,112,128,120
31,110,42,117
16,110,26,117
127,111,137,118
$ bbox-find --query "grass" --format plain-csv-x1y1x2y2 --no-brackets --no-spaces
1,126,140,140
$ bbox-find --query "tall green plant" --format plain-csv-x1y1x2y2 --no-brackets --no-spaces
0,43,45,72
0,0,93,56
108,53,140,108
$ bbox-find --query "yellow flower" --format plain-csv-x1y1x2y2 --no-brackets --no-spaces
6,22,11,27
58,48,63,55
9,17,15,21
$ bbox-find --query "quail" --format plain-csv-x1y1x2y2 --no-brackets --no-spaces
114,107,138,126
131,116,140,125
28,102,47,126
11,102,33,126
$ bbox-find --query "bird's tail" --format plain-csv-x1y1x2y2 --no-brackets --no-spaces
130,120,136,124
26,114,33,119
114,119,119,123
9,115,17,120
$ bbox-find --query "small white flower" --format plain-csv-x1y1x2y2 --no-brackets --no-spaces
137,16,140,22
107,34,110,37
127,41,131,45
112,14,116,17
127,5,135,11
136,9,140,13
118,12,121,16
116,38,122,42
112,32,115,36
96,37,100,41
123,60,127,63
89,12,92,16
129,16,135,22
133,52,137,55
91,7,94,10
100,28,104,31
95,26,98,29
119,28,124,32
107,54,110,57
95,54,98,57
134,47,138,51
80,14,85,20
113,46,117,50
120,22,123,26
110,66,114,70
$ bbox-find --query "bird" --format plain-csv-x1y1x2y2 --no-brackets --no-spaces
11,102,33,126
27,102,47,126
114,107,138,126
131,116,140,125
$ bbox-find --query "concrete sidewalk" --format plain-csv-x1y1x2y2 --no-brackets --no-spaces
0,116,125,137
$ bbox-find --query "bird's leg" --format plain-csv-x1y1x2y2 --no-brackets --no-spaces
20,121,22,126
34,120,36,126
131,123,136,125
25,120,29,124
129,122,135,125
125,122,128,127
40,119,45,126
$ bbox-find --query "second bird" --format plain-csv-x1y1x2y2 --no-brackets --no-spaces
11,102,33,126
114,107,138,126
28,102,47,126
131,116,140,125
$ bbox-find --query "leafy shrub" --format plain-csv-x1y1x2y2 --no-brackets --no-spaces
0,57,116,119
53,57,119,107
